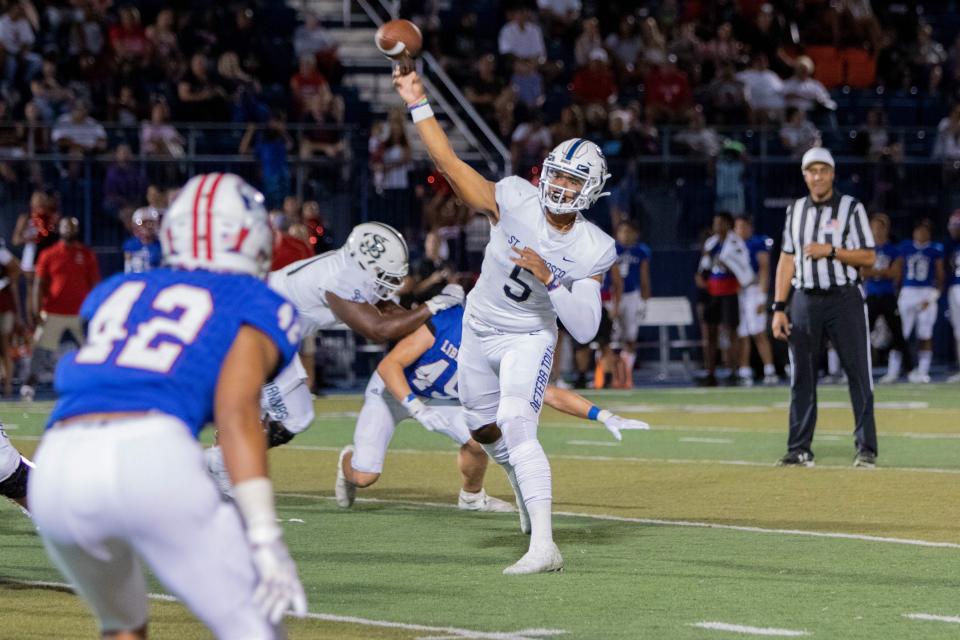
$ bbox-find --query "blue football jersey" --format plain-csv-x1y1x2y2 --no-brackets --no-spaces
49,268,300,437
947,241,960,286
604,243,651,294
899,241,944,288
865,242,899,297
403,305,463,400
122,237,162,273
745,234,773,276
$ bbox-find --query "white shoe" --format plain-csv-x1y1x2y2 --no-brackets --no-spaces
502,543,564,575
335,445,356,508
203,446,234,497
907,370,931,384
947,372,960,383
458,489,516,512
762,374,779,386
738,375,754,387
878,370,899,384
18,384,34,402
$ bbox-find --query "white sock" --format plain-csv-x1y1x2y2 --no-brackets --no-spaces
827,349,841,376
508,439,553,550
763,363,776,376
621,351,636,374
919,350,933,375
481,439,523,505
459,488,485,501
738,366,753,379
887,350,902,378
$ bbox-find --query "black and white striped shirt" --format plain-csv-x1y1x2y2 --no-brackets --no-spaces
781,192,875,290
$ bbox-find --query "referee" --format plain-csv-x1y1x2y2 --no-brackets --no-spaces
771,147,878,468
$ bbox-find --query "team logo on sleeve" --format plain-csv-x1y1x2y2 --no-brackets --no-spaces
359,233,388,259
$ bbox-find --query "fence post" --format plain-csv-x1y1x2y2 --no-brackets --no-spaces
83,160,93,246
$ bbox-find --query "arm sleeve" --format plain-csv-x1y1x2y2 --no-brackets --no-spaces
549,277,602,345
781,205,795,254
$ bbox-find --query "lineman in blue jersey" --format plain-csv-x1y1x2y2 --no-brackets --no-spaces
27,174,307,639
946,211,960,382
862,213,910,383
335,304,649,513
896,218,945,383
734,216,778,385
605,220,651,387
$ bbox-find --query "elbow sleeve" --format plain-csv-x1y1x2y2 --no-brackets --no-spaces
549,278,602,344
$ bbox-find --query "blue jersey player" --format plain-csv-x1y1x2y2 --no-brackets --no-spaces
946,211,960,382
27,174,307,639
862,213,910,383
335,304,649,517
734,215,777,385
896,218,945,383
605,221,651,387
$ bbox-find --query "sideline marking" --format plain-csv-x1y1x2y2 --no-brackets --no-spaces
279,494,960,550
3,579,567,640
904,613,960,624
679,437,733,444
691,621,810,636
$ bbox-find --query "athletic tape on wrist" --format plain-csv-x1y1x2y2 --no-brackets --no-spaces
587,406,601,421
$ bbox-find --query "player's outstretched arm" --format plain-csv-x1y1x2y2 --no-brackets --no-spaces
392,68,499,221
376,325,451,432
215,325,307,624
543,386,649,441
326,284,463,343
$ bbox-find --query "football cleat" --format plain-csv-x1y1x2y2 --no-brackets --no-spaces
203,446,234,497
907,370,931,384
503,543,564,576
762,374,779,386
776,450,815,467
18,384,34,403
878,371,900,384
335,445,357,508
947,372,960,383
458,489,516,513
853,451,877,469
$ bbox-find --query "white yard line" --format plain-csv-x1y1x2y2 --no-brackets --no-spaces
679,437,734,444
4,579,566,640
565,440,619,447
691,621,810,636
279,494,960,550
903,613,960,624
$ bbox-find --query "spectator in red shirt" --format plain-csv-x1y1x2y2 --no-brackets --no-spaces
22,217,100,399
644,54,693,123
290,55,328,115
571,48,618,105
269,213,313,270
109,7,148,63
0,243,23,396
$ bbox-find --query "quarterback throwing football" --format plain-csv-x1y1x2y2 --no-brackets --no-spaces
395,68,617,574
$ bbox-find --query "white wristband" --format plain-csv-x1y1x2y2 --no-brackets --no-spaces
408,97,435,123
596,409,613,423
233,477,280,545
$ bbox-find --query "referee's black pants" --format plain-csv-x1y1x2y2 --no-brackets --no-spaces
788,286,877,457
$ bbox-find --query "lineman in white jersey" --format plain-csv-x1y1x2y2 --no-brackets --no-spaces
0,423,30,509
205,222,464,492
395,67,617,574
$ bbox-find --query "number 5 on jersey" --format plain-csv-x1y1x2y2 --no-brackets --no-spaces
76,282,214,373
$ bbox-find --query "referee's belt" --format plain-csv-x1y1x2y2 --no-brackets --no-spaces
797,284,857,296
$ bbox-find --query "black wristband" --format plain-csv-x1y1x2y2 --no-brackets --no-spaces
771,301,787,312
829,246,837,259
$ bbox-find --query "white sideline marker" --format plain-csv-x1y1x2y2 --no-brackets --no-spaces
691,621,810,636
7,579,567,640
904,613,960,624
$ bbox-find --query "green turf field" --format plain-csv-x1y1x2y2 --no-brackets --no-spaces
3,383,960,639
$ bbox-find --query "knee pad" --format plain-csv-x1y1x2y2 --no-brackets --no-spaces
264,421,296,449
496,395,538,429
0,458,29,501
499,415,539,453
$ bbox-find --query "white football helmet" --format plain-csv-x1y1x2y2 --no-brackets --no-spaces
343,222,408,300
538,138,611,214
161,173,273,278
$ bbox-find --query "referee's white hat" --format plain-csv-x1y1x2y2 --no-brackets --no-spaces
801,146,835,170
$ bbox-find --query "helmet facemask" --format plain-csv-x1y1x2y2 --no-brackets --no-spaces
539,161,604,214
371,266,406,300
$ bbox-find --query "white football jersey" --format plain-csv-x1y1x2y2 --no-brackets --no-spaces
269,249,380,335
466,176,617,334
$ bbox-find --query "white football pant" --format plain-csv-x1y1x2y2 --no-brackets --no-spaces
898,287,938,341
609,290,644,345
351,372,470,474
28,415,282,639
261,354,315,434
737,284,768,337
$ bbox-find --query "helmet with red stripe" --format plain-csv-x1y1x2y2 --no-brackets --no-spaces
161,173,272,278
343,222,409,300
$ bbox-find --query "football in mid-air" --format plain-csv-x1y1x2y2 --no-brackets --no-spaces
375,19,422,59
